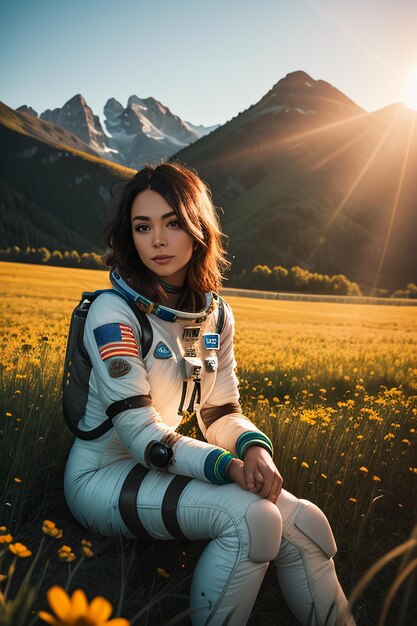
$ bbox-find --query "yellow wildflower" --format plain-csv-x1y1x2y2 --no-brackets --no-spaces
0,526,7,531
409,468,417,474
272,397,279,403
157,567,170,578
356,435,364,440
0,534,13,544
38,585,129,626
42,520,63,539
349,498,357,503
373,475,381,482
81,540,94,558
336,480,342,485
9,542,32,557
402,439,411,446
359,466,368,473
384,433,395,441
58,545,76,562
284,394,290,400
13,477,22,483
301,461,309,469
320,473,328,479
0,574,7,582
5,412,12,417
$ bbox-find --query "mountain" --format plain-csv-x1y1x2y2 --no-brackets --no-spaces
15,94,219,169
3,71,417,291
0,101,135,252
169,71,417,291
40,94,118,163
102,95,199,169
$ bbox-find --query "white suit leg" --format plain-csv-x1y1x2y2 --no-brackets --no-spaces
275,489,355,626
65,459,282,626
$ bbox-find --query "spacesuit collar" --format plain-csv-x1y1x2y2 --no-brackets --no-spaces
109,269,217,323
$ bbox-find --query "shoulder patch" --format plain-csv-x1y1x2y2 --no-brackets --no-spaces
154,341,173,359
109,359,131,378
93,323,140,361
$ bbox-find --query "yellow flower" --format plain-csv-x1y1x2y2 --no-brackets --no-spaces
336,480,342,485
38,585,130,626
402,439,411,446
13,477,22,483
0,526,7,531
320,473,328,479
82,546,94,558
301,461,309,469
0,533,13,544
42,520,63,539
58,545,76,562
384,432,395,441
284,395,290,400
373,475,381,482
359,466,368,473
5,412,12,417
0,573,7,582
349,498,357,503
80,540,93,557
356,435,364,440
156,567,170,578
9,542,32,557
409,467,417,474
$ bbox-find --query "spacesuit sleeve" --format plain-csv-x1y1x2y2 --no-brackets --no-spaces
200,301,274,459
84,293,234,484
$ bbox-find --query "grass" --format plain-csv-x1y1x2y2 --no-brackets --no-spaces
0,262,416,625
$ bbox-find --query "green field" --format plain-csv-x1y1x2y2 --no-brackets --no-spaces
0,262,416,625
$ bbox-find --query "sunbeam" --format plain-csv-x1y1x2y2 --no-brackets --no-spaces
308,110,401,262
371,112,416,294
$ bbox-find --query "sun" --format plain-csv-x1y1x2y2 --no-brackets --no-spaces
402,66,417,111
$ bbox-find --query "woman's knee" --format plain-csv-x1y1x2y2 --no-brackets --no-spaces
245,499,282,562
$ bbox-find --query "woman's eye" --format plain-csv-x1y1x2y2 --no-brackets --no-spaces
167,220,180,228
135,224,149,233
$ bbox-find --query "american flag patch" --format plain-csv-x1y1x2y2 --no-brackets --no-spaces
93,323,140,361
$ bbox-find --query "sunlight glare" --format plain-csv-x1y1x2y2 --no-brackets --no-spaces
403,66,417,111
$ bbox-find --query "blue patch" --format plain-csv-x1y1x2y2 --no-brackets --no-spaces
154,341,173,359
203,333,220,350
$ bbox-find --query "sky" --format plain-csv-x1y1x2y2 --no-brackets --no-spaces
1,0,417,127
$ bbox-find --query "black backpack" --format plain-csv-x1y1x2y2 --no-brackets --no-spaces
62,289,226,440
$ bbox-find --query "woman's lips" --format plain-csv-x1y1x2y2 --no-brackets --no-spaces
151,256,174,265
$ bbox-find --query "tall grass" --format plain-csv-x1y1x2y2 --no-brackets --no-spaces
1,263,416,624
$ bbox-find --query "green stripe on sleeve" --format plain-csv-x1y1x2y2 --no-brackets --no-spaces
235,431,273,459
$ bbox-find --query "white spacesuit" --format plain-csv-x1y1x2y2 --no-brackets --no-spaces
63,272,355,626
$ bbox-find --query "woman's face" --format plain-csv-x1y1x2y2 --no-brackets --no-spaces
131,189,194,287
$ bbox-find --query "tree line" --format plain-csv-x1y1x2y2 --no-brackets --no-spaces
230,264,417,298
1,246,416,298
0,246,104,269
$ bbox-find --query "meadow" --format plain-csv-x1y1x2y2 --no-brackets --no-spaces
0,262,416,625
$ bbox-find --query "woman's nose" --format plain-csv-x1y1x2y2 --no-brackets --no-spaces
152,232,167,247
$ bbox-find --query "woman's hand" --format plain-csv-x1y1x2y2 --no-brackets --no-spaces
226,458,247,490
243,446,283,503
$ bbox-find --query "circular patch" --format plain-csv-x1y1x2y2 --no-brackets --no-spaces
109,359,131,378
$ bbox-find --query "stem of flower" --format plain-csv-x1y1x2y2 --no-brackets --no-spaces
64,554,85,591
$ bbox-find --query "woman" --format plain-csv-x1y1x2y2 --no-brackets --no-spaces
64,162,355,625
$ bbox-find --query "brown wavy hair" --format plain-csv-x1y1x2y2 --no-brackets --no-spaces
102,162,230,308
